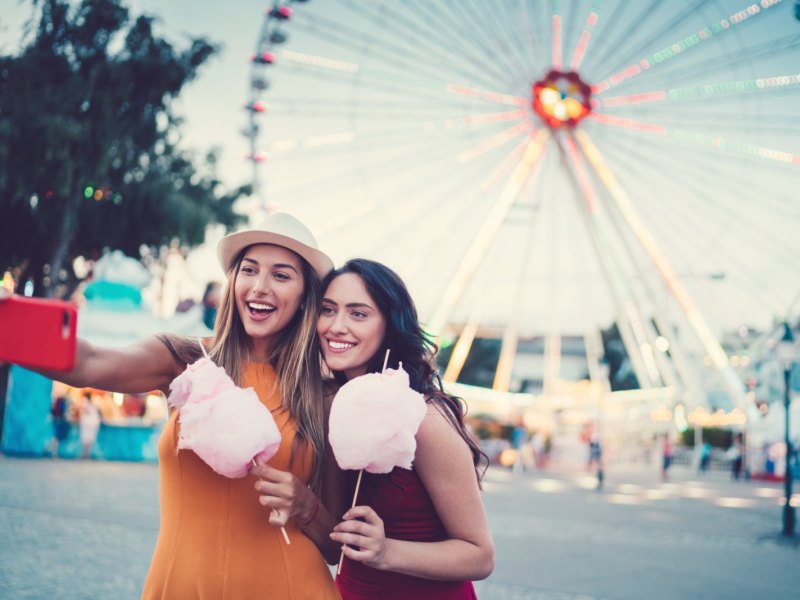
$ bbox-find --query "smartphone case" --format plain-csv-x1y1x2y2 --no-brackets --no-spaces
0,296,78,371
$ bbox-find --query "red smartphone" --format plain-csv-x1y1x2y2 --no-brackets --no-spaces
0,296,78,371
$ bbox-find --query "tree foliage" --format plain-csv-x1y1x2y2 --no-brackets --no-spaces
0,0,247,297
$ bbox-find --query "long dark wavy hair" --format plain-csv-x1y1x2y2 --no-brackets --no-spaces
321,258,488,482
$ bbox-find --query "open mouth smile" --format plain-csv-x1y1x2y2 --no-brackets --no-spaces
326,339,356,351
247,301,276,317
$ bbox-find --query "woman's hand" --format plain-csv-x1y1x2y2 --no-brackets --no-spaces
251,460,318,527
0,287,10,300
330,505,389,570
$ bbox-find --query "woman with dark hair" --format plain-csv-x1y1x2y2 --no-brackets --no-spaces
1,213,345,599
317,258,494,599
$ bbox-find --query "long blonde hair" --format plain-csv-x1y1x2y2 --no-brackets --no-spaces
160,245,326,493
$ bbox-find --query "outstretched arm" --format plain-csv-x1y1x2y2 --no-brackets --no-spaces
330,405,495,581
0,288,183,394
50,336,184,395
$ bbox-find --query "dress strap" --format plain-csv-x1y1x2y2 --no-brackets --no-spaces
198,338,209,358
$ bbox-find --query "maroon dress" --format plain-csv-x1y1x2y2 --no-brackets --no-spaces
336,467,478,599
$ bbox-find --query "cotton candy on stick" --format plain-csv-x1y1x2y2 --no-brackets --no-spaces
329,351,427,572
167,356,290,544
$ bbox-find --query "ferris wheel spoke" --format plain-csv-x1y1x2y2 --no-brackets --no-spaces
276,44,507,104
589,122,800,224
358,167,495,263
605,142,800,266
426,130,549,337
594,137,792,322
597,0,712,88
479,137,539,193
607,33,800,95
551,8,563,70
592,0,785,95
588,122,800,223
555,134,661,387
574,130,748,408
568,1,603,72
491,188,549,391
398,0,524,84
450,0,533,83
598,72,800,114
589,111,800,168
478,0,540,79
267,135,462,201
291,13,505,92
579,0,660,78
344,0,518,91
456,120,534,163
517,0,548,67
426,2,529,85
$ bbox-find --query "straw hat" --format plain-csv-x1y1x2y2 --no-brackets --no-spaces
216,212,333,277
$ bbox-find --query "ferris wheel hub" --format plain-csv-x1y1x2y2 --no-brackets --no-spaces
532,69,593,129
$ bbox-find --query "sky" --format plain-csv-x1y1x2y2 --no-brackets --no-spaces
2,0,799,355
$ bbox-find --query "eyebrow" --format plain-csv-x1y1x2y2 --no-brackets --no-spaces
322,298,374,310
242,258,299,273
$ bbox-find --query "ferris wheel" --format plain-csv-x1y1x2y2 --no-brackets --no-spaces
244,0,800,415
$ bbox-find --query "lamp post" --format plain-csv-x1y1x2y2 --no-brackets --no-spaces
777,322,796,537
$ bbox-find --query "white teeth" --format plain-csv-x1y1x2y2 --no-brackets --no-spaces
248,302,275,311
328,340,354,350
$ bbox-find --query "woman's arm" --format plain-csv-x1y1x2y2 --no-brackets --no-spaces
252,390,349,563
22,335,182,395
330,405,495,581
251,458,347,563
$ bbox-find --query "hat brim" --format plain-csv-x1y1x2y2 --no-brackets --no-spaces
217,228,333,278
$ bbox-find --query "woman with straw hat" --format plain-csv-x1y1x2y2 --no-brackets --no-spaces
1,212,346,599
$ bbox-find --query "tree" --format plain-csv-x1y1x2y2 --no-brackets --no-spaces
0,0,247,297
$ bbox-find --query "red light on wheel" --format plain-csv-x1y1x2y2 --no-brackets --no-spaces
532,70,592,129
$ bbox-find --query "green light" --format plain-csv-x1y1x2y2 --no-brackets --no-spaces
84,186,94,198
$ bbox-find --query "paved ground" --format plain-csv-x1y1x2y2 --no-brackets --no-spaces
0,454,798,599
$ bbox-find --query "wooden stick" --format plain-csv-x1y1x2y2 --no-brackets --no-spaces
381,348,391,372
337,468,364,575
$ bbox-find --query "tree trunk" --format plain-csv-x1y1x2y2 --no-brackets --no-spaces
44,201,79,299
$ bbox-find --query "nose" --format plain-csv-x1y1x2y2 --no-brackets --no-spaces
251,273,272,296
329,310,348,334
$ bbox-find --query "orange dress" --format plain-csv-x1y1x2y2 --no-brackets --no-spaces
142,362,340,600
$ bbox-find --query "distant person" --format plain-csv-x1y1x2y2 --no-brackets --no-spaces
729,437,743,480
699,442,712,474
48,395,71,458
510,418,529,473
661,434,673,481
201,281,221,329
530,430,546,469
587,431,602,469
79,393,101,459
587,431,604,490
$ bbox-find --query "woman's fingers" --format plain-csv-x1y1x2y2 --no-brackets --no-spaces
268,508,290,527
341,505,380,525
250,461,289,481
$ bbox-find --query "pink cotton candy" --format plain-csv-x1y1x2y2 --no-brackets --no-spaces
328,365,427,474
167,357,281,478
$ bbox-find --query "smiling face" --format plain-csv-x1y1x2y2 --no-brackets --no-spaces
234,244,305,360
317,272,387,380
